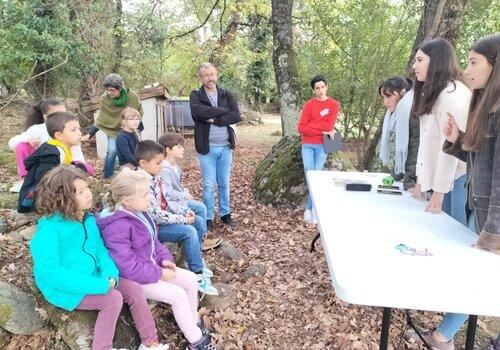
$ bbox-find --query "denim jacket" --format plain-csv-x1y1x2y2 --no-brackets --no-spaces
443,108,500,253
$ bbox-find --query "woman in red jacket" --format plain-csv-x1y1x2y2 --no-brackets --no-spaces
298,75,340,223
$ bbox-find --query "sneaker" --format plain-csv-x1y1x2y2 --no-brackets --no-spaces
202,237,223,251
220,214,235,228
303,209,312,223
138,342,169,350
206,219,213,231
202,258,214,278
186,334,220,350
421,330,455,350
9,179,24,193
197,274,219,296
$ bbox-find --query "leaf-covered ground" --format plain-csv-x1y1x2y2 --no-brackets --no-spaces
0,107,498,349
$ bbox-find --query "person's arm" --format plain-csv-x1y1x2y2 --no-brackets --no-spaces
101,223,163,284
116,134,137,166
8,125,43,150
153,236,174,266
212,91,243,126
149,187,188,225
432,93,469,193
85,125,100,138
442,131,468,163
30,224,110,295
189,90,229,122
297,102,317,136
89,219,119,283
480,114,500,237
403,117,419,190
160,170,189,202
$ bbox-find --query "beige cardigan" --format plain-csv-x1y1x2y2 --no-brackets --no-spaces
416,81,471,193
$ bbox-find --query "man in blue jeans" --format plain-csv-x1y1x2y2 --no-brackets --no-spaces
189,63,242,230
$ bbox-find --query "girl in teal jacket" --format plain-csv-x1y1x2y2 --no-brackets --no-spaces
30,165,168,350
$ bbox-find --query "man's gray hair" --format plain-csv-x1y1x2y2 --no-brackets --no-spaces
198,62,217,76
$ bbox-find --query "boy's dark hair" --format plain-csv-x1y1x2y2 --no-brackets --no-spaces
25,98,64,129
45,112,79,138
158,132,184,150
310,75,327,89
135,140,165,161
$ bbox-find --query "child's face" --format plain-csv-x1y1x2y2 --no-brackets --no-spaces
139,153,165,176
166,144,185,160
74,178,92,211
55,120,82,147
122,115,141,131
123,184,151,212
43,104,66,121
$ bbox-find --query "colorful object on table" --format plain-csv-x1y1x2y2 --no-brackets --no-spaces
382,175,394,186
395,243,432,256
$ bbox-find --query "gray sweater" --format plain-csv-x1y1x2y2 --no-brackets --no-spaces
159,161,190,206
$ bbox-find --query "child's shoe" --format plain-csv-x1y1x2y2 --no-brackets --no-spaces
138,341,169,349
197,274,219,296
9,179,24,193
202,258,213,278
421,330,455,350
186,334,220,350
202,238,223,251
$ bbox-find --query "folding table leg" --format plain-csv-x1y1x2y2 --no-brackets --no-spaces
464,315,477,350
310,233,320,252
380,307,392,350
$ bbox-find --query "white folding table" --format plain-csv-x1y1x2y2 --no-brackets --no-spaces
307,170,500,350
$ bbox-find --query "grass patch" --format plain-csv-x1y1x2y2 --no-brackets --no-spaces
0,151,17,175
0,192,17,209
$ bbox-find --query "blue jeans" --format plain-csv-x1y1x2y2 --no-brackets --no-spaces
437,211,477,340
103,136,117,179
157,215,206,273
198,146,233,220
302,144,328,210
442,174,467,225
188,200,207,231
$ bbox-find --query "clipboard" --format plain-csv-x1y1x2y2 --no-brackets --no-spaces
323,133,343,153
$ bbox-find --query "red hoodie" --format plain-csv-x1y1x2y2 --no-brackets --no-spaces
297,97,340,144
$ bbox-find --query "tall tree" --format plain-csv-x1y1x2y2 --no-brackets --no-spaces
361,0,469,170
112,0,124,72
271,0,301,136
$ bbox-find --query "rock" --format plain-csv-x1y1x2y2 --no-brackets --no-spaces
0,327,10,349
8,231,23,242
253,135,355,207
243,264,266,280
18,225,36,241
200,283,236,311
219,242,244,261
0,281,44,334
9,211,36,229
218,272,234,284
0,217,7,234
48,305,141,350
164,242,184,265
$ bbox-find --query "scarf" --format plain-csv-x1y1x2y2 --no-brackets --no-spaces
110,87,129,107
379,90,414,174
47,139,72,164
96,88,142,138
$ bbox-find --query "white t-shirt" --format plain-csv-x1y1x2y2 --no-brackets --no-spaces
8,123,85,162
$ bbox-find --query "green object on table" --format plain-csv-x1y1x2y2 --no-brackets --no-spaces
382,176,394,186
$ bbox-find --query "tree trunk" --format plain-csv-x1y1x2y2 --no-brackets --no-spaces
361,0,469,170
33,2,55,99
111,0,123,73
407,0,468,68
208,1,242,67
271,0,301,136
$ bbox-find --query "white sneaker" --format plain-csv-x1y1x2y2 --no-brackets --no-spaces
197,274,219,296
311,208,318,224
303,209,312,222
9,179,24,193
138,342,169,350
202,259,213,278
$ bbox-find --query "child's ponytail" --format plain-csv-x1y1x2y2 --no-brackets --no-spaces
25,98,64,129
102,189,118,211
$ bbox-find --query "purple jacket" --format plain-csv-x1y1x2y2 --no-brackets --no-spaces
95,208,174,284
